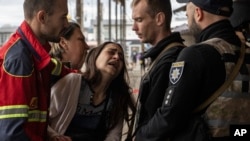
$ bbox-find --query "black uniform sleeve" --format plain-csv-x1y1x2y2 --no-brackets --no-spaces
137,46,183,127
135,45,225,141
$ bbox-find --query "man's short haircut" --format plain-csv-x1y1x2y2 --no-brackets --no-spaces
132,0,172,31
23,0,56,20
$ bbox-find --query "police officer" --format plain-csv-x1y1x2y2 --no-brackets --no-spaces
134,0,242,141
131,0,185,140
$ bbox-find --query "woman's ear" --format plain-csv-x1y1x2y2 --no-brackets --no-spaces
59,37,68,50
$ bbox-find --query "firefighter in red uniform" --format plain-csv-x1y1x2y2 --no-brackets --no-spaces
0,0,72,141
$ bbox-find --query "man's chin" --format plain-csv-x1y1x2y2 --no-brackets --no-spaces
140,38,146,43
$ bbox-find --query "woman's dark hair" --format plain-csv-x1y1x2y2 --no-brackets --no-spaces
60,22,81,39
83,41,136,130
50,22,81,60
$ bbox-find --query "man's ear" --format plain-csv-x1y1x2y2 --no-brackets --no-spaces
37,10,47,24
194,7,204,22
155,12,165,26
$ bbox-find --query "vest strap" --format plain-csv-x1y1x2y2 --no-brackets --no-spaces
194,38,246,113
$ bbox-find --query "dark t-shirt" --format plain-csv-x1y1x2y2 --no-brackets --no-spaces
65,79,111,141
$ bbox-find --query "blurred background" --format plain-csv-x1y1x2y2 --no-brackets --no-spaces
1,1,249,140
0,0,191,57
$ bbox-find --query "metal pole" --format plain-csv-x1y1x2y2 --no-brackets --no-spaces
123,0,126,53
76,0,83,29
97,0,101,45
120,4,122,43
109,0,111,41
115,1,118,41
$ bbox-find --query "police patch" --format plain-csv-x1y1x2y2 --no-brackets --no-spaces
169,61,184,84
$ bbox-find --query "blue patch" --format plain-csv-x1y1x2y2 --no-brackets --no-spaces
169,61,184,84
4,41,33,76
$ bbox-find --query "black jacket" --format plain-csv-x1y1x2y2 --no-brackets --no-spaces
135,20,241,141
135,32,185,137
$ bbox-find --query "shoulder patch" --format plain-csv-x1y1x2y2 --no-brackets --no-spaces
4,41,33,76
169,61,184,84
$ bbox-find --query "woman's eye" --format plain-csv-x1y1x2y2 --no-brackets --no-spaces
108,51,115,55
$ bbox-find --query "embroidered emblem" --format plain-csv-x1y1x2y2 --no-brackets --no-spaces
29,97,38,109
169,61,184,84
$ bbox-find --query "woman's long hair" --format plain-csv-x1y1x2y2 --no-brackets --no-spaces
83,41,136,130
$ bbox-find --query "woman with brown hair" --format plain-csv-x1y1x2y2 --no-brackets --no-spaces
50,21,89,70
48,42,136,141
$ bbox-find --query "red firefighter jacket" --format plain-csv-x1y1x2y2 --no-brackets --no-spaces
0,21,70,141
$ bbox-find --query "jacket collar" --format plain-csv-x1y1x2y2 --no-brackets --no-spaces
198,20,241,46
18,21,51,70
142,32,184,60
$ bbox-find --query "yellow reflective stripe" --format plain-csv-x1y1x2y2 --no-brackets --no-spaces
51,58,62,75
0,105,47,122
0,114,28,119
0,105,29,119
28,110,47,122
